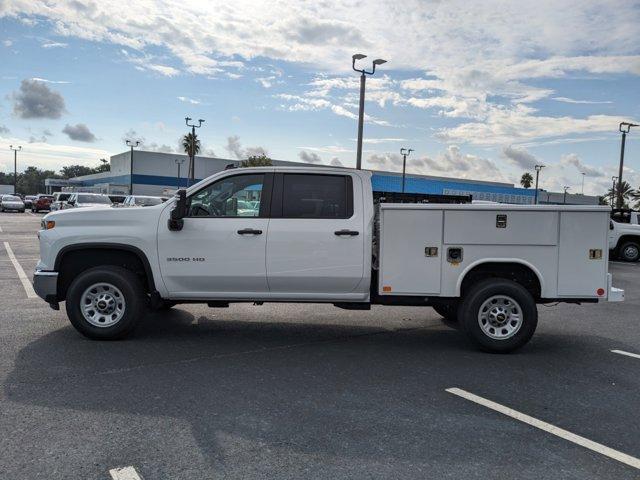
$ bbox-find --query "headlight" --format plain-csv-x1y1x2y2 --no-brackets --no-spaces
41,220,55,230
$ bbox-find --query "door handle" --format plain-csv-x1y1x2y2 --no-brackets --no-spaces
334,229,359,236
237,228,263,235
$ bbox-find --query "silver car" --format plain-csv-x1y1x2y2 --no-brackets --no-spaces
66,193,113,208
0,195,26,213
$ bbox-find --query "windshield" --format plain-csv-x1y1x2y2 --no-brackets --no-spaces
135,196,163,206
78,194,111,204
56,193,71,201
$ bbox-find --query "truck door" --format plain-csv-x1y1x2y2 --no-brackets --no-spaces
266,172,365,296
157,173,271,298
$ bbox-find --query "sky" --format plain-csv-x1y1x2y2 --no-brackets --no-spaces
0,0,639,195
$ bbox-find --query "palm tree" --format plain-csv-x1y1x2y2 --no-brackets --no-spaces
520,172,533,189
181,132,201,158
607,180,635,208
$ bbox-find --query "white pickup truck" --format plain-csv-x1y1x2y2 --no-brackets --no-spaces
34,167,624,352
609,214,640,262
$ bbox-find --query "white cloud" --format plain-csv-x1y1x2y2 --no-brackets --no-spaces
225,135,268,159
298,150,322,163
177,96,200,105
552,97,612,105
42,41,67,48
502,145,539,169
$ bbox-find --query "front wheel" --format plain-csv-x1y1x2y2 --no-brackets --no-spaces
459,279,537,353
65,266,147,340
619,241,640,262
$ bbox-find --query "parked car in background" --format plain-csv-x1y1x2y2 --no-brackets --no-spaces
0,194,25,213
23,195,37,209
609,219,640,262
50,192,72,211
109,195,127,205
121,195,168,207
66,193,113,209
31,194,54,213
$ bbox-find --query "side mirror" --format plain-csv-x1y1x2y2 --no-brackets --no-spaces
168,189,187,231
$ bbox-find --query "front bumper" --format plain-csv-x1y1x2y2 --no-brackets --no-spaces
33,270,58,303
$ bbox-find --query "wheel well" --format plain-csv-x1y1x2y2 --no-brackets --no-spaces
56,247,154,300
617,235,640,249
460,262,541,300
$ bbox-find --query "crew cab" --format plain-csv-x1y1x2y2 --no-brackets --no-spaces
33,167,624,352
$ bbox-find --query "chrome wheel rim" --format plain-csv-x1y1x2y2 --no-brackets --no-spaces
478,295,522,340
623,245,638,260
80,283,126,327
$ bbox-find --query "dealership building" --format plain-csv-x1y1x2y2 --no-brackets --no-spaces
46,150,598,205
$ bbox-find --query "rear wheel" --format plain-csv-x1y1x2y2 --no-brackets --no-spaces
459,279,537,353
619,241,640,262
65,266,147,340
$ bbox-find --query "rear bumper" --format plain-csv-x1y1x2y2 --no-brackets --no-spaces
33,270,58,302
607,273,624,302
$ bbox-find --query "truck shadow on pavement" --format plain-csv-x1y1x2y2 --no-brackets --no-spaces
4,308,637,478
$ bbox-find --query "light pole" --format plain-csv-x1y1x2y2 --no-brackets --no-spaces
175,157,185,189
563,186,570,205
534,164,545,205
9,145,21,195
185,117,204,186
581,172,585,195
125,139,140,195
400,148,414,193
617,122,638,208
352,54,387,170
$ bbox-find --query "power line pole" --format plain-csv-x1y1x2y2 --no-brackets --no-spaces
125,139,140,195
9,145,21,195
352,54,386,170
617,122,638,208
185,117,204,186
400,147,414,193
534,164,545,205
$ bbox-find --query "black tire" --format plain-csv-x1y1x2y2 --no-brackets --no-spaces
618,241,640,262
459,279,537,353
32,208,37,213
65,266,147,340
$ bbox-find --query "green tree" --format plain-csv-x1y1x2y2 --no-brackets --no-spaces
17,166,58,194
94,158,110,173
181,132,201,158
607,180,635,208
239,155,273,168
60,165,95,178
520,172,533,189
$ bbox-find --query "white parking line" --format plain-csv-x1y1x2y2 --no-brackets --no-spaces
3,241,37,298
109,466,143,480
611,349,640,360
446,387,640,470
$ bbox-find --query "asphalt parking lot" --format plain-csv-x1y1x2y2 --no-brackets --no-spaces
1,211,639,479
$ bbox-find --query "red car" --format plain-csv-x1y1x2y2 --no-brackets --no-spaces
31,194,54,213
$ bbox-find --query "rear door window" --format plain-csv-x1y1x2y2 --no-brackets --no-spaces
280,174,353,219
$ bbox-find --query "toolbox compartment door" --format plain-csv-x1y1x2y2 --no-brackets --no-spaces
379,208,443,295
557,211,608,297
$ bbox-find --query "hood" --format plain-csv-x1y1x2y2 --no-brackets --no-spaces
44,200,170,227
